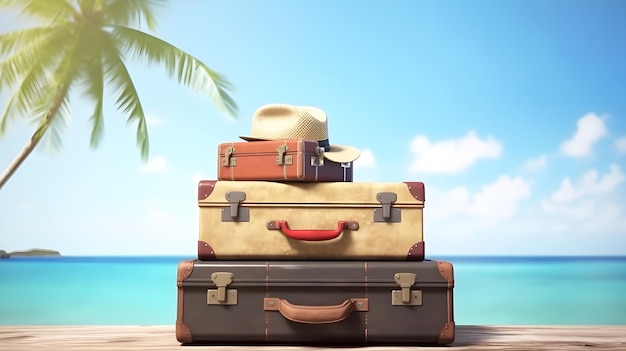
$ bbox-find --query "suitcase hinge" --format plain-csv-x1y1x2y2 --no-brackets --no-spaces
374,192,401,223
310,147,325,166
392,273,422,306
276,145,293,165
221,146,236,167
221,191,250,222
208,272,237,305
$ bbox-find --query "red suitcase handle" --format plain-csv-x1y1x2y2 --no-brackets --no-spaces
266,220,359,241
263,297,368,324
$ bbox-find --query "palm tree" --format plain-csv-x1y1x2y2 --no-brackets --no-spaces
0,0,237,190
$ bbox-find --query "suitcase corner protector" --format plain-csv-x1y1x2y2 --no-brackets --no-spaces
438,321,455,344
403,181,425,202
177,259,195,284
198,180,217,201
435,260,454,285
406,241,425,260
175,320,193,344
197,241,216,260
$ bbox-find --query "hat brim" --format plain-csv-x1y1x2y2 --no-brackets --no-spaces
239,136,360,163
239,135,266,142
324,144,361,163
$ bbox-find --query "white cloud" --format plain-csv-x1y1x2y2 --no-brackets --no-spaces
140,156,168,173
521,154,548,172
560,113,607,157
353,148,375,168
541,164,624,211
409,131,502,173
427,174,531,223
471,175,532,219
615,136,626,154
146,115,164,127
423,167,626,255
537,164,626,237
422,175,533,255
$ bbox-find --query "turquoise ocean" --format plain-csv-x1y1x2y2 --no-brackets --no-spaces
1,256,625,326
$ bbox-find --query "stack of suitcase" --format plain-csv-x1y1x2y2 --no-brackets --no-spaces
175,104,455,345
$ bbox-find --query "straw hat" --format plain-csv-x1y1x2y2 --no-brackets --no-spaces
240,104,361,163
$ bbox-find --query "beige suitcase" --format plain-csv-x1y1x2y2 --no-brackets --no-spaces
197,180,425,260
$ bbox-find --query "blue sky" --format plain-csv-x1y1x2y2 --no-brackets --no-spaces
1,0,625,256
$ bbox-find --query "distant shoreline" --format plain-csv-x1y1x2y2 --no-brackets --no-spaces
0,248,61,258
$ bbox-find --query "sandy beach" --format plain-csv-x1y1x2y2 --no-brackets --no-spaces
1,325,625,350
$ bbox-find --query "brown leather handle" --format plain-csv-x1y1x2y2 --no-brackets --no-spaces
263,297,368,324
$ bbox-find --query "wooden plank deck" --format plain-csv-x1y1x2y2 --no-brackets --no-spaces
0,325,625,350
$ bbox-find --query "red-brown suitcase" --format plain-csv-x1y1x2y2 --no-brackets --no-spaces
176,259,455,345
217,139,353,182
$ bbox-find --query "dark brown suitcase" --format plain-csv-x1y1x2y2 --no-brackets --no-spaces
217,139,353,182
176,259,454,345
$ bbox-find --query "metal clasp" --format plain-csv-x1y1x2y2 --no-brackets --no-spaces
208,272,237,305
221,191,249,222
373,192,401,222
313,146,325,166
392,273,422,306
276,145,293,165
221,146,236,166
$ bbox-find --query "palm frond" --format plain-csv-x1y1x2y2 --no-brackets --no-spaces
0,26,58,56
27,34,81,152
26,73,73,152
0,26,71,92
79,42,106,149
0,63,48,134
191,62,238,119
32,90,72,153
0,27,71,134
103,0,165,32
0,93,21,134
111,25,238,118
100,32,149,160
0,0,78,25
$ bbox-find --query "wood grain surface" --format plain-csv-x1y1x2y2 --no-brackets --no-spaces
1,325,625,350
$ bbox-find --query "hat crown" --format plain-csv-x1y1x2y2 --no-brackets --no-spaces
250,104,329,141
240,103,361,163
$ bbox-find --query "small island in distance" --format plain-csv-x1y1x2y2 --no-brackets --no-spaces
0,248,61,258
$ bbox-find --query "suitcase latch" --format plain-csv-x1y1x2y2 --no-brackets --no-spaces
310,147,325,166
208,272,237,305
392,273,422,306
221,191,250,222
374,192,401,223
276,145,293,165
221,146,236,167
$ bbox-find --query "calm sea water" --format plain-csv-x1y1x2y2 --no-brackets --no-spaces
0,256,625,326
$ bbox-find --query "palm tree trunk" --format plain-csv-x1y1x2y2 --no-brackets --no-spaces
0,126,47,190
0,84,69,191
